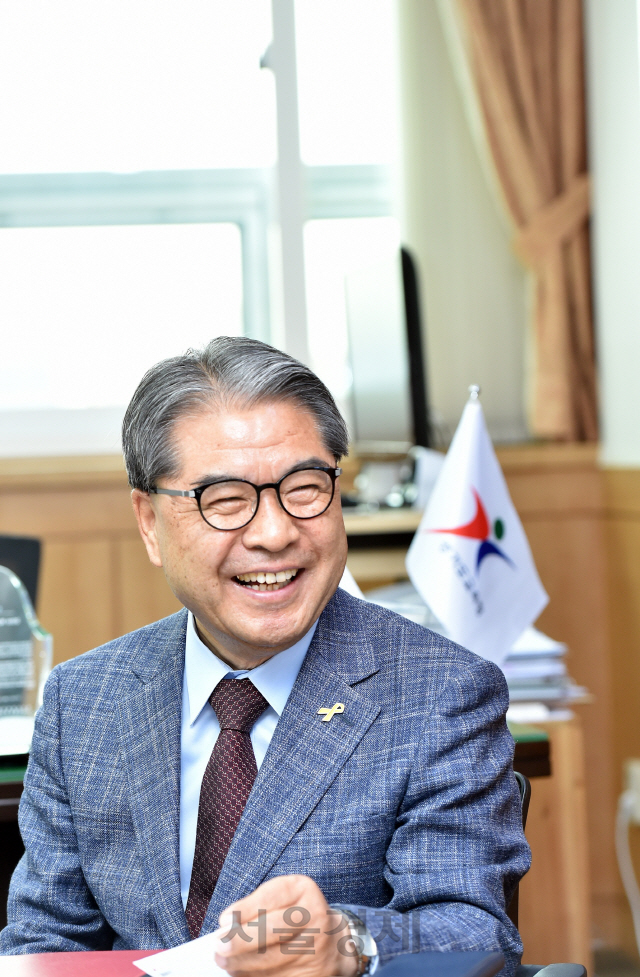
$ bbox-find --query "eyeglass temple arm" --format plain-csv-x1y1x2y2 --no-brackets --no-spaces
149,487,196,498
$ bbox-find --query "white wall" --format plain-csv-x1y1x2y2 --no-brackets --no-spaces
584,0,640,466
397,0,529,444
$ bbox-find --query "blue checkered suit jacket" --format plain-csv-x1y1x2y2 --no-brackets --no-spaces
0,589,530,971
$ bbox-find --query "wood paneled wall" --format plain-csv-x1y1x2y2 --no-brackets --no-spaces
498,444,620,952
0,445,632,953
0,456,182,660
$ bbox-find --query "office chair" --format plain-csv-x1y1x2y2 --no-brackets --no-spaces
511,771,586,977
507,772,531,929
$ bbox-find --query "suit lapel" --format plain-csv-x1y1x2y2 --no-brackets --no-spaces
202,598,380,932
115,612,191,948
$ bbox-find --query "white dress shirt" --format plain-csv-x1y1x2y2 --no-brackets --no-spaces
179,612,317,908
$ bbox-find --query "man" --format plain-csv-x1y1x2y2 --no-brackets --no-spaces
1,337,529,975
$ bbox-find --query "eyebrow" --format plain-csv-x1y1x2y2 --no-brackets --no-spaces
189,456,334,488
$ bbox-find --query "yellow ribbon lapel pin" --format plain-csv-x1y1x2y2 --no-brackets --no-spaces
317,702,345,722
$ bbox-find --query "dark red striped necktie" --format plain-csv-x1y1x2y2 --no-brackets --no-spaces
185,678,269,938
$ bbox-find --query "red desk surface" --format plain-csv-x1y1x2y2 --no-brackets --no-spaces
0,949,161,976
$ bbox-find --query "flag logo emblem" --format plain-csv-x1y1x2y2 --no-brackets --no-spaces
429,488,515,573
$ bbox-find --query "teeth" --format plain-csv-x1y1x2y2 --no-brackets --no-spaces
235,568,299,590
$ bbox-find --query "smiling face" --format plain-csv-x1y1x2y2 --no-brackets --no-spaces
132,399,348,669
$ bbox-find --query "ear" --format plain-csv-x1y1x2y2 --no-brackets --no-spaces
131,489,163,568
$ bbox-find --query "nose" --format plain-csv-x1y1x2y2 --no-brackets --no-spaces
241,485,300,551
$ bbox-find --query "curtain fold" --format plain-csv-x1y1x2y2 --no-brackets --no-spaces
456,0,597,440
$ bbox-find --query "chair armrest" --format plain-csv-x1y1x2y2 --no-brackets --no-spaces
516,965,587,977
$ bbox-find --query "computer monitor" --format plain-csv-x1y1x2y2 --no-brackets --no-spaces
345,246,430,452
0,535,41,608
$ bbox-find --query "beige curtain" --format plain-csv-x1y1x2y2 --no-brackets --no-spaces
456,0,597,441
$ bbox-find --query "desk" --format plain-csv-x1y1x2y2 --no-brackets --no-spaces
0,760,28,823
510,726,551,780
515,718,591,972
0,949,159,976
0,950,506,977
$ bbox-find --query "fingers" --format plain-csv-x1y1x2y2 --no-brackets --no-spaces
216,875,326,954
220,874,317,926
215,905,319,957
214,921,357,977
211,875,356,977
215,931,313,977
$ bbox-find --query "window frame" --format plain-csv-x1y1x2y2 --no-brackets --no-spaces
0,163,392,348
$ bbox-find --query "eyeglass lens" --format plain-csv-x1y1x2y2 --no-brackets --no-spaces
198,469,335,530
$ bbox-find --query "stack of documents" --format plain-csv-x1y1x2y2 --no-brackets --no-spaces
502,627,586,706
365,581,588,715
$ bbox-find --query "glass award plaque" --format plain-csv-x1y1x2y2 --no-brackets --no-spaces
0,564,52,756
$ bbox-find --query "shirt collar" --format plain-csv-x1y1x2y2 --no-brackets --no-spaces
184,611,317,726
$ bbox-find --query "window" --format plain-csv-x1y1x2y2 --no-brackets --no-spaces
0,223,243,411
0,0,400,455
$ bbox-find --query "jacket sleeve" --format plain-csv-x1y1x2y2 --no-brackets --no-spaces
336,656,530,977
0,665,115,954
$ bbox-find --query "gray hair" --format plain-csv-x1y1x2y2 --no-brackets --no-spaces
122,336,350,491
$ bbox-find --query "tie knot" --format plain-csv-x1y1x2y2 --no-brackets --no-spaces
209,679,269,733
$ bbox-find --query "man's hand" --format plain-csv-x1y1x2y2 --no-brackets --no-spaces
212,875,359,977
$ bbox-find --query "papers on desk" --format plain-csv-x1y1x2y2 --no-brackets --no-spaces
135,934,229,977
502,626,588,708
0,716,34,756
365,581,588,717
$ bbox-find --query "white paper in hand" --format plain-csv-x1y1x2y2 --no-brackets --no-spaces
134,933,230,977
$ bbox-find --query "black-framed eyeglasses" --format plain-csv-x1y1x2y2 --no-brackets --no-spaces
150,466,342,531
